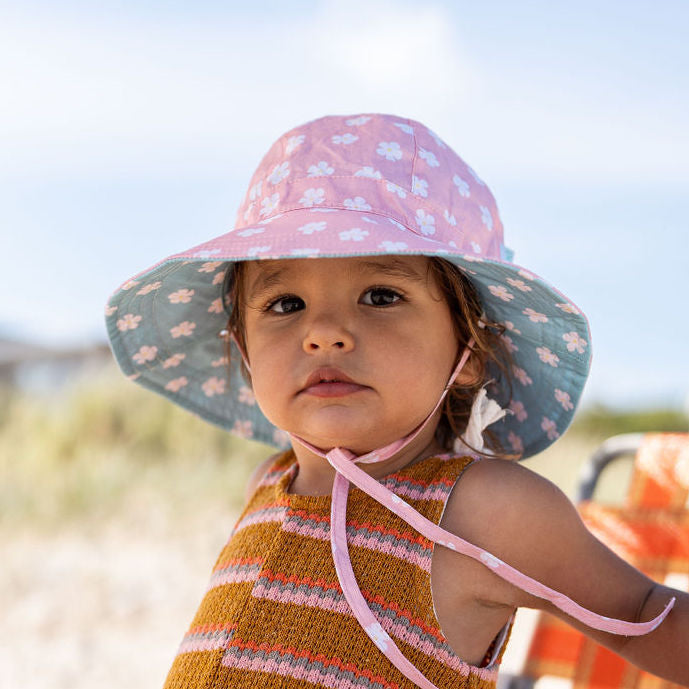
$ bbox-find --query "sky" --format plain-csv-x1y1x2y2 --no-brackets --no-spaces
1,0,688,410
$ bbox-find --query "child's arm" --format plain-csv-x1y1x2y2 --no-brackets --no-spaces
446,459,689,684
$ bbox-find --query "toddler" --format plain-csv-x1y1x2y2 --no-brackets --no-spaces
106,113,688,688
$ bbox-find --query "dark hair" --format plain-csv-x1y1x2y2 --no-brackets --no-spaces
223,258,516,458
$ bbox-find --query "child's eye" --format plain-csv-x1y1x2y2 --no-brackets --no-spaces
266,295,304,314
360,287,403,307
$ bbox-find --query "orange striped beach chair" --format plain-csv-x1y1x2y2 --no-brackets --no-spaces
507,432,689,689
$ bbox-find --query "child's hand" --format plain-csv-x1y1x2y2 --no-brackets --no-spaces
441,459,689,684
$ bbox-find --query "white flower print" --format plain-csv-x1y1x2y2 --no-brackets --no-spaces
387,218,407,231
426,128,446,148
238,386,256,405
556,302,580,315
211,356,228,368
541,417,560,441
133,345,157,365
418,147,440,167
299,188,325,207
331,133,358,145
248,180,263,201
243,203,254,222
233,420,253,438
509,400,528,422
285,135,305,154
452,174,470,197
297,221,327,235
513,366,533,386
377,141,403,161
117,314,142,332
309,208,337,213
379,240,408,251
385,181,407,198
208,298,223,314
480,552,502,569
480,206,494,231
165,376,188,392
501,335,519,353
508,431,524,454
339,228,369,242
518,269,535,281
393,122,414,135
506,278,532,292
361,216,378,224
267,161,290,185
503,320,521,335
345,115,371,126
163,353,186,369
488,285,514,302
443,209,457,226
343,196,372,211
354,166,382,179
366,622,389,652
238,227,265,237
563,331,587,354
536,346,560,367
105,305,117,317
202,376,225,397
258,212,284,225
523,308,548,323
467,165,485,185
290,247,320,257
415,209,435,236
471,241,481,253
411,176,429,197
121,280,139,291
193,249,221,258
554,389,574,411
259,193,280,216
247,245,271,257
136,281,162,296
307,161,334,177
168,289,194,304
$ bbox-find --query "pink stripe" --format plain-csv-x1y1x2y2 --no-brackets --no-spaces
222,652,395,689
283,519,432,570
232,507,286,534
387,485,449,501
178,637,228,653
251,582,352,615
208,568,260,590
347,532,431,571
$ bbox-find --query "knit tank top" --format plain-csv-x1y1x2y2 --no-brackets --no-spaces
163,451,511,689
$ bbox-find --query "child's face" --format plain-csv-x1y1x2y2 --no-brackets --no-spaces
242,255,462,454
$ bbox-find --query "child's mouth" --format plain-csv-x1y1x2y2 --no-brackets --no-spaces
300,369,369,398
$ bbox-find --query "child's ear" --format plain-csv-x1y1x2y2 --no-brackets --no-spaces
455,348,483,387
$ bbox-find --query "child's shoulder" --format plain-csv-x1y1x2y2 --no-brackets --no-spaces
443,457,586,591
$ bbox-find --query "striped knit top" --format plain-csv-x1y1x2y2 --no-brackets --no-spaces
163,450,511,689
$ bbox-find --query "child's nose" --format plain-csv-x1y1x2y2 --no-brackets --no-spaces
302,314,355,353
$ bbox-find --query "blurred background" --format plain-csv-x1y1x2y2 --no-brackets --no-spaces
1,1,688,687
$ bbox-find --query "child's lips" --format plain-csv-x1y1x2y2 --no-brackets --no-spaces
299,367,370,397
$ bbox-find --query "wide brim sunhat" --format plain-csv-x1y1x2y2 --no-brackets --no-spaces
105,113,591,459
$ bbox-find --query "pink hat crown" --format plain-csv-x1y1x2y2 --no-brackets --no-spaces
235,113,507,262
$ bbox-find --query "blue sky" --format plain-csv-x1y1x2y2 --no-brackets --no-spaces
1,0,688,409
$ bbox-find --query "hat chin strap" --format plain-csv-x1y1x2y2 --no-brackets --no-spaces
287,343,675,687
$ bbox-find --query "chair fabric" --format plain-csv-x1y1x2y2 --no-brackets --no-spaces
520,433,689,689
